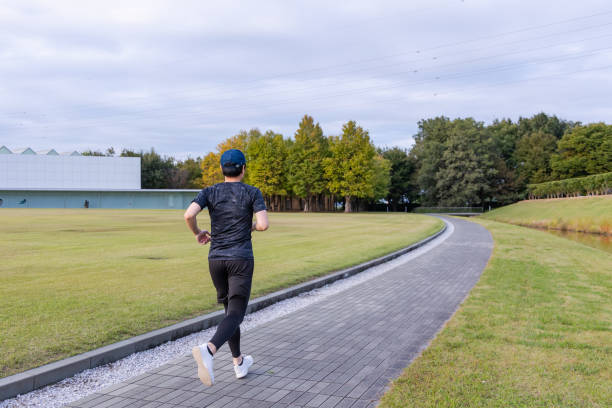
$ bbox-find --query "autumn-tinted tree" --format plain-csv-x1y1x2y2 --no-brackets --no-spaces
288,115,329,211
200,131,250,187
200,152,223,187
324,121,376,212
246,130,289,211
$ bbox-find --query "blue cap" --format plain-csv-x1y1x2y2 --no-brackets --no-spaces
220,149,246,168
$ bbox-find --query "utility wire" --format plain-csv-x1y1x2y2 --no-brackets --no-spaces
5,24,612,123
11,45,612,131
3,9,611,116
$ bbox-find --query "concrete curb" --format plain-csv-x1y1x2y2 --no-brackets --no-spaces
0,222,447,401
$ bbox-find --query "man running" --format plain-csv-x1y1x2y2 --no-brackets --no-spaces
184,148,268,386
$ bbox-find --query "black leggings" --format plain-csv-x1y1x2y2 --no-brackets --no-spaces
208,259,254,358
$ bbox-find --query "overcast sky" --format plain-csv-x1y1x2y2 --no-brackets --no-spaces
1,0,611,159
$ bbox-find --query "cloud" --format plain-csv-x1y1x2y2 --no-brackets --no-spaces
1,0,611,159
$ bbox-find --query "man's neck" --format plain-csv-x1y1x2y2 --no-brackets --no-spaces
224,177,242,183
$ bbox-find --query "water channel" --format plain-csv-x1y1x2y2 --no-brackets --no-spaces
545,229,612,254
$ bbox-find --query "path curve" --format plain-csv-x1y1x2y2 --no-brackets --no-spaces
67,215,493,408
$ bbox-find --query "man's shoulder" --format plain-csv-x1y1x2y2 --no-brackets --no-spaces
206,182,262,197
204,183,226,193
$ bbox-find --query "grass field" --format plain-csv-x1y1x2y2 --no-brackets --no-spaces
0,209,442,378
481,195,612,235
379,217,612,408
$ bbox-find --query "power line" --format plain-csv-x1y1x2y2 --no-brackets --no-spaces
5,22,612,123
11,45,612,131
4,9,611,117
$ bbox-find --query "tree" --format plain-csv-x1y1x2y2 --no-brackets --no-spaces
517,112,575,140
324,121,376,212
246,130,288,210
488,118,519,167
435,118,497,207
120,148,140,157
370,154,391,202
514,130,558,184
487,120,523,204
288,115,329,211
513,112,577,185
81,147,115,156
201,152,223,187
177,157,204,189
167,167,190,188
411,117,452,205
550,123,612,179
490,156,523,205
381,147,416,210
139,148,175,189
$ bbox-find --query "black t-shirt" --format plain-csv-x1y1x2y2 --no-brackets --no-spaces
191,182,266,260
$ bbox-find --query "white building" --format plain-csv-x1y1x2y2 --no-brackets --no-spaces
0,147,140,190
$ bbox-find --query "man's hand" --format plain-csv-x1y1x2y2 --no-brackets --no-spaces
196,230,211,245
252,210,269,231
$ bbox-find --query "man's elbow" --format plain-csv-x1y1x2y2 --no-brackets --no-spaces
258,223,269,231
184,211,194,222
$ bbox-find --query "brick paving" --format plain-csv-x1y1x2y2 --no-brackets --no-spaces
68,216,492,408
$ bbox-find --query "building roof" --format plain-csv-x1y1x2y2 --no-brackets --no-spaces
12,147,36,154
36,149,59,155
1,147,81,156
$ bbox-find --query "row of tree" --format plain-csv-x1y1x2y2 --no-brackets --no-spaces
83,112,611,211
199,117,389,212
409,113,611,207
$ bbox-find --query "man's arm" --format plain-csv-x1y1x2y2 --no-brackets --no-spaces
252,210,269,231
184,202,211,244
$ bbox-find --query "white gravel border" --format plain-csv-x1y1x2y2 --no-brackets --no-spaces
1,219,453,408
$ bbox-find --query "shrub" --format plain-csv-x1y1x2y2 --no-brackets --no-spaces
527,172,612,199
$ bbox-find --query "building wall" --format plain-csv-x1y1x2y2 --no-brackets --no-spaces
0,190,200,209
0,155,140,189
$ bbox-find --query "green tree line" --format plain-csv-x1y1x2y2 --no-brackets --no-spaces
83,112,611,211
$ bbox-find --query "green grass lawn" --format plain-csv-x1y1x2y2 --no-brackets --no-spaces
0,209,442,378
379,217,612,408
482,195,612,235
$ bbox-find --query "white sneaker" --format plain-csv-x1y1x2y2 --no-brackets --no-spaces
234,355,253,379
192,345,214,386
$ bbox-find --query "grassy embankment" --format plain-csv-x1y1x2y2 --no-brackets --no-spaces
0,210,442,378
380,199,612,407
481,195,612,235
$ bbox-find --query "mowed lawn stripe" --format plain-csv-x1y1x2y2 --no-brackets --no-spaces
0,209,442,378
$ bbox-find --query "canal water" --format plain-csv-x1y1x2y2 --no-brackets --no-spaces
546,229,612,254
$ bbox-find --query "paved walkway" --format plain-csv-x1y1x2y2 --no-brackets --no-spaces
68,216,493,408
